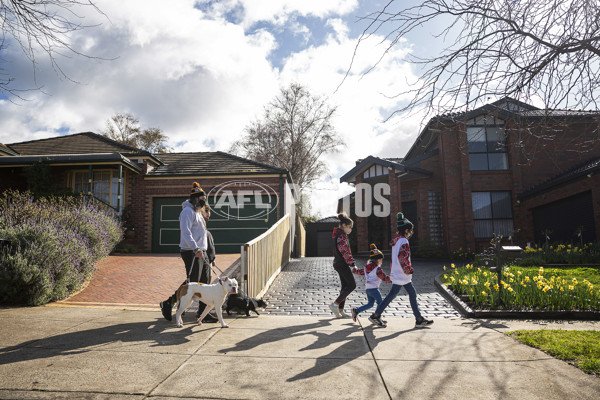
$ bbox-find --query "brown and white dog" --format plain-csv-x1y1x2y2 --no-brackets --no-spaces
174,277,238,328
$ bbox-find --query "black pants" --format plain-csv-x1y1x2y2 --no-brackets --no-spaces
166,251,211,314
333,264,356,310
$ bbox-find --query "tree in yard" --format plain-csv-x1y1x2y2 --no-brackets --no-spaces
0,0,105,97
350,0,600,117
231,83,342,190
102,113,171,153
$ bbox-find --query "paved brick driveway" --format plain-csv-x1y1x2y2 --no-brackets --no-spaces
51,254,460,319
262,257,461,318
51,253,240,310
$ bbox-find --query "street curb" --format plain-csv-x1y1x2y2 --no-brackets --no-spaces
434,274,600,320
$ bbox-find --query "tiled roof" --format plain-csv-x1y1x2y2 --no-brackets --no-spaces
340,155,432,183
311,216,339,224
519,157,600,199
7,132,154,157
405,97,600,161
149,151,288,176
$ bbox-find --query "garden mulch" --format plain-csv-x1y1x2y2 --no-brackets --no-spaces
47,253,240,310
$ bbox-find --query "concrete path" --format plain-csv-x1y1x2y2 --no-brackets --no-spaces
1,307,599,399
2,256,599,399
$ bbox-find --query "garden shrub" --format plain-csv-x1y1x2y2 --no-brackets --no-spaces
0,190,123,305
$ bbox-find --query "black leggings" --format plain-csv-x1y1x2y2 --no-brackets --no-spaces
333,264,356,310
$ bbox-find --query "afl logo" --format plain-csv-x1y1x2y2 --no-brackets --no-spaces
207,180,279,220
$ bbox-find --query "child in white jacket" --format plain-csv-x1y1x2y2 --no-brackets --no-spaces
350,243,391,323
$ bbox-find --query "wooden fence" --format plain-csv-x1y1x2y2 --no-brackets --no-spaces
241,214,291,298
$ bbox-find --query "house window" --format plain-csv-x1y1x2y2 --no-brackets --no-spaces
472,191,513,238
72,170,124,213
467,124,508,170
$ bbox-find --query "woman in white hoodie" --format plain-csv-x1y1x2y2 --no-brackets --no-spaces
160,182,217,323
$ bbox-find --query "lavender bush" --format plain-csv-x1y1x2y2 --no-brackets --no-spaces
0,190,123,305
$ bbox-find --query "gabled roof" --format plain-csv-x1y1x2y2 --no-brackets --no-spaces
7,132,161,164
340,155,432,183
148,151,289,177
340,156,403,183
404,97,600,161
518,157,600,200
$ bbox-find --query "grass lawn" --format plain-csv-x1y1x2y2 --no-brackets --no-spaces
508,329,600,375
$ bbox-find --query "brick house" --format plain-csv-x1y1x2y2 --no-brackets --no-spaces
340,98,600,254
0,132,297,254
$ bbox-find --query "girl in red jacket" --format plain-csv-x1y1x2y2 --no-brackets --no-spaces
329,212,357,318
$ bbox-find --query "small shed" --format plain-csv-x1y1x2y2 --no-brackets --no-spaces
306,216,338,257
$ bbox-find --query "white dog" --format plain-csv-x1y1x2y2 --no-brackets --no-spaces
174,277,238,328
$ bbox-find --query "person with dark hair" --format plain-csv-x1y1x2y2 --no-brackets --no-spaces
329,211,357,318
350,243,391,323
368,212,434,328
159,182,218,323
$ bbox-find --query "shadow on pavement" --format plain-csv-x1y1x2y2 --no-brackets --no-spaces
0,319,200,366
216,318,420,382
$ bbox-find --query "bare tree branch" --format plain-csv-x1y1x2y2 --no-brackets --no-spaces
230,83,342,215
349,0,600,118
0,0,107,97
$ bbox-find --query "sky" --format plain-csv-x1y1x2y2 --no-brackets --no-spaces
0,0,433,219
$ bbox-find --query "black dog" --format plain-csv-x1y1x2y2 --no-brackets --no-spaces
225,293,267,316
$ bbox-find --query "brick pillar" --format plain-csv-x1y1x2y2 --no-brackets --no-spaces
353,176,369,253
388,168,402,238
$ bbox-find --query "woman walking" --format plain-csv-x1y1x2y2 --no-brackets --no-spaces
329,212,357,318
159,182,217,323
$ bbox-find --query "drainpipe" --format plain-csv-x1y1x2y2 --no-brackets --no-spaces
88,165,93,197
117,164,123,215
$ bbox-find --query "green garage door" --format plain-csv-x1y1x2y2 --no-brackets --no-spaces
152,196,279,254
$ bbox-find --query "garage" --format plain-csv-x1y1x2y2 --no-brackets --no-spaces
532,191,596,244
152,194,279,254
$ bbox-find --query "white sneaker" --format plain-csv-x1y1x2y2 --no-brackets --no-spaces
329,303,341,317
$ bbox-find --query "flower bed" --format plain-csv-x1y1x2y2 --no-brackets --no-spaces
439,263,600,315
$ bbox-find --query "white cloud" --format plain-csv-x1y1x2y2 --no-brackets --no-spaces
235,0,359,28
0,0,280,152
278,18,421,218
0,0,424,219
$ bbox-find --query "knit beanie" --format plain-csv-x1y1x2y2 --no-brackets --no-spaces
369,243,384,260
190,182,205,197
397,212,413,231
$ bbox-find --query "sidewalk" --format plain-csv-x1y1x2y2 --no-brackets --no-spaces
1,306,599,400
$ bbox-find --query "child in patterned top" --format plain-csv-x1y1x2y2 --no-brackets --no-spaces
351,243,391,324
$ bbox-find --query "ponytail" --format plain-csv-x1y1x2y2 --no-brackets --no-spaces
337,212,353,226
